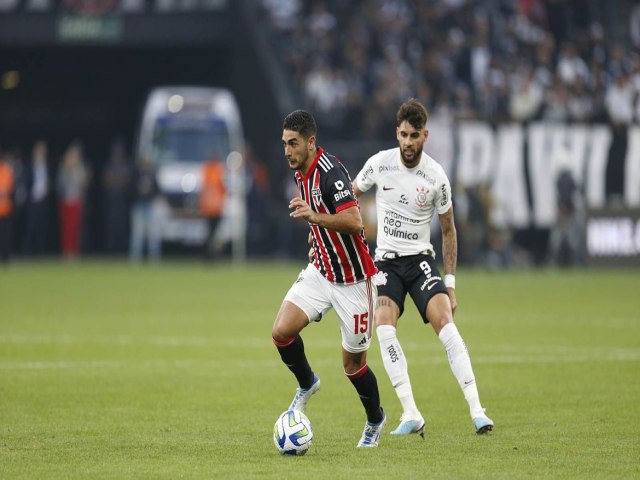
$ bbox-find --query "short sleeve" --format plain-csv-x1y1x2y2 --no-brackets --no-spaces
435,173,453,215
323,164,357,213
355,155,378,193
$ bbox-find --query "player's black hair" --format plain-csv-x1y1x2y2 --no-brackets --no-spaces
397,98,429,129
283,110,317,139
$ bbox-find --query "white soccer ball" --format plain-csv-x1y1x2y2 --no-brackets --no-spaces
273,410,313,455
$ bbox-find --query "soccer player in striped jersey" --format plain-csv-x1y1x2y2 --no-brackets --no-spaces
272,110,386,448
353,99,494,436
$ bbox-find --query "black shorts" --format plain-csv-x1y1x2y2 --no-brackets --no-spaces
375,254,449,323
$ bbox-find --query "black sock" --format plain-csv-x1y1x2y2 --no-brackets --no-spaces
274,335,314,389
348,365,383,423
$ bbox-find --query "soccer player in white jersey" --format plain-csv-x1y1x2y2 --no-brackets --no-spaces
272,110,386,447
353,99,494,436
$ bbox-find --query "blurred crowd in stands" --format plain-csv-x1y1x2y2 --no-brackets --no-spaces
261,0,640,138
0,139,136,262
0,139,272,263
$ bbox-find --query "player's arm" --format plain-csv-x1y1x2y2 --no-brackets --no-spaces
439,206,458,313
290,197,362,235
353,180,363,197
353,158,376,197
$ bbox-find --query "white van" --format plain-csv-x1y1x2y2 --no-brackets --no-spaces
136,86,246,259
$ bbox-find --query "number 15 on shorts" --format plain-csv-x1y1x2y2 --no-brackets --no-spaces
354,313,369,334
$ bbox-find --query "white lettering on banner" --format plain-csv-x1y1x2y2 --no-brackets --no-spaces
456,121,494,186
587,218,640,256
455,122,640,229
558,125,589,185
585,126,612,208
491,125,529,228
528,123,555,227
424,121,454,178
624,127,640,208
528,123,589,228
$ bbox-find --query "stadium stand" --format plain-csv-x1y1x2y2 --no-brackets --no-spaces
260,0,640,138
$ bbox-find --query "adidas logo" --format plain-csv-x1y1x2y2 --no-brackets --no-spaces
358,337,368,346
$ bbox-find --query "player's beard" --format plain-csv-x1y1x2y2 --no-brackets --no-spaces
289,148,309,171
400,144,423,167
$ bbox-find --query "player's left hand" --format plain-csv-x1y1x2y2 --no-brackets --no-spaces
448,288,457,315
289,197,317,224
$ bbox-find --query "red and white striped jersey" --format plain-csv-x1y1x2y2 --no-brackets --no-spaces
294,147,377,284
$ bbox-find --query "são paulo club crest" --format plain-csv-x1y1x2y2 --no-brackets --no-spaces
311,174,322,206
415,186,429,208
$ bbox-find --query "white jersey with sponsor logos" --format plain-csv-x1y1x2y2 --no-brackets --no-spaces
355,147,452,261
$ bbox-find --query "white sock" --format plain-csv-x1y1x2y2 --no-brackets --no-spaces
377,325,421,419
438,322,485,419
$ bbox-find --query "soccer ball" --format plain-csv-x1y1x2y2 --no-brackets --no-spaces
273,410,313,455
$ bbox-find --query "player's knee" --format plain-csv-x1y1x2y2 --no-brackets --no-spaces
272,318,297,341
343,352,366,375
271,325,285,341
430,314,452,335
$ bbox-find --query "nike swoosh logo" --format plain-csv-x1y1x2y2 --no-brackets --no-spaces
427,282,439,290
464,380,475,385
382,186,394,191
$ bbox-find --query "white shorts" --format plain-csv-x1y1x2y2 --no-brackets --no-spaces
284,264,377,353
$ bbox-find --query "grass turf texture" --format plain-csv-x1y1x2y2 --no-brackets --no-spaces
1,261,638,479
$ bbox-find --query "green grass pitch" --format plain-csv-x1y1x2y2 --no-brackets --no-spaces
1,261,638,479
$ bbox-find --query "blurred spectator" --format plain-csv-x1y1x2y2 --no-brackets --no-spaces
200,159,226,260
509,63,544,122
0,150,15,263
556,42,590,87
102,138,132,254
9,148,28,255
566,79,593,122
56,141,89,260
549,164,583,266
243,143,272,256
541,78,569,120
606,43,631,80
129,157,162,262
24,140,51,256
457,183,492,265
308,0,336,37
605,72,635,127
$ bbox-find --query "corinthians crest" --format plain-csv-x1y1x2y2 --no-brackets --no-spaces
415,186,429,208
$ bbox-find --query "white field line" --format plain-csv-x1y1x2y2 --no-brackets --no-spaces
0,359,287,370
1,334,639,370
1,333,638,355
